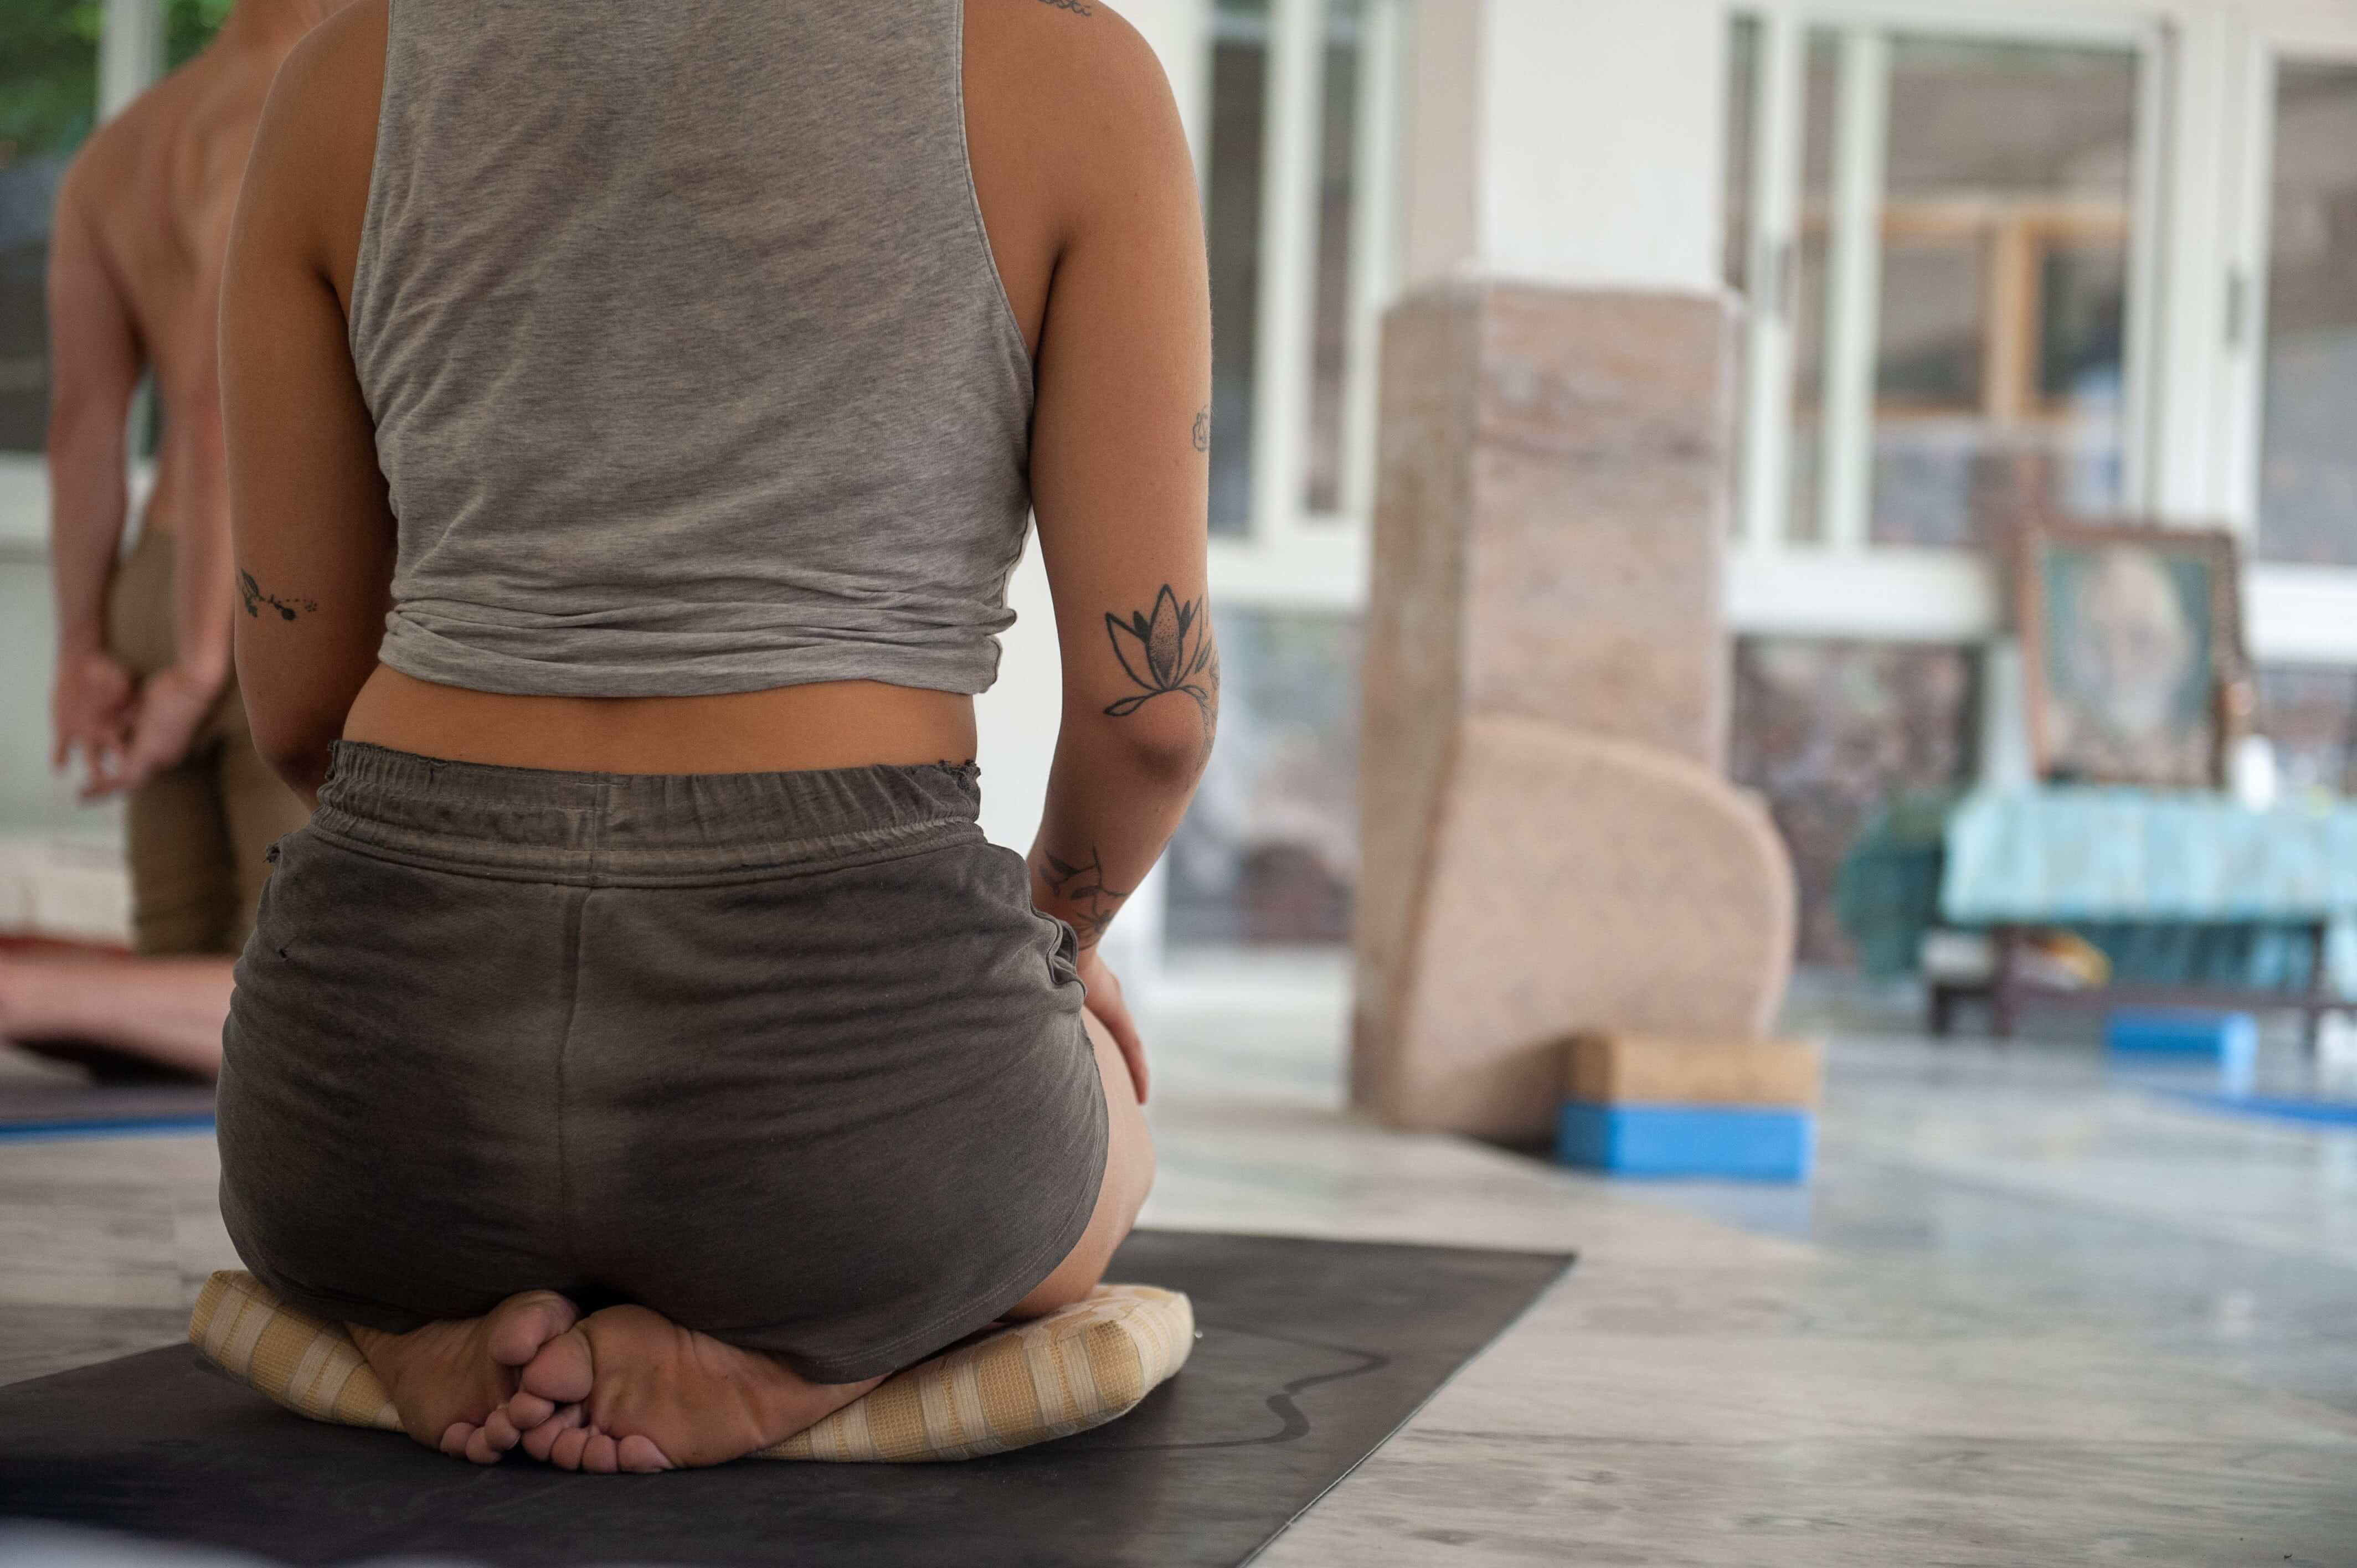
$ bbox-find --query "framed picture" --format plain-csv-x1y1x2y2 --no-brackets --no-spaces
2015,520,2244,789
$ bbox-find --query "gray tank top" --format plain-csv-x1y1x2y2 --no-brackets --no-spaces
352,0,1035,698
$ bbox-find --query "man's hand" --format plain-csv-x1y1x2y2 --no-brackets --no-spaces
50,649,137,799
1074,946,1148,1105
110,664,222,795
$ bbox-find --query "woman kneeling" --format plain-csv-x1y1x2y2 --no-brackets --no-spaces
214,0,1208,1472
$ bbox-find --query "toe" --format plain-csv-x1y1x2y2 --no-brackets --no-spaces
482,1406,521,1452
464,1425,503,1466
519,1325,595,1406
439,1422,475,1459
488,1291,582,1368
550,1425,593,1471
616,1435,673,1474
583,1432,620,1474
522,1404,582,1463
505,1389,558,1430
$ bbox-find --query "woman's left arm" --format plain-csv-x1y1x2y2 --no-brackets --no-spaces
220,6,395,806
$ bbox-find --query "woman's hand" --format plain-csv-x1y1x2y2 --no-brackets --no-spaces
1075,946,1147,1106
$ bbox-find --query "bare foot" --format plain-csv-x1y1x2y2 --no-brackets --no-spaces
348,1292,580,1464
501,1305,883,1473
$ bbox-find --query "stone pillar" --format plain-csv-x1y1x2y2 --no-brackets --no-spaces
1351,281,1796,1141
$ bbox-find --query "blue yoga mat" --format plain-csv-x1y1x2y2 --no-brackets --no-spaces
2107,1009,2258,1062
0,1113,215,1143
0,1064,215,1141
2159,1090,2357,1129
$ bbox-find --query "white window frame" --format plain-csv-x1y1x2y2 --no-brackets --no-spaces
1725,0,2357,672
1194,0,1408,615
2220,12,2357,664
1726,1,2176,637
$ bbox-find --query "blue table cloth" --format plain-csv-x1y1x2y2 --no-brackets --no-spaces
1941,787,2357,996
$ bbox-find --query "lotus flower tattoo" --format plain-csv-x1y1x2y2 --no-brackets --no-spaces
1104,586,1217,720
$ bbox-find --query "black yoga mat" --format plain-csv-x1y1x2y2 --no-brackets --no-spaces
0,1231,1569,1567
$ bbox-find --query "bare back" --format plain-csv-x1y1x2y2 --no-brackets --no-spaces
54,35,287,541
47,2,357,796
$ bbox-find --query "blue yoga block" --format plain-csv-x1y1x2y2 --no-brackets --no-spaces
1555,1103,1814,1181
2106,1009,2257,1065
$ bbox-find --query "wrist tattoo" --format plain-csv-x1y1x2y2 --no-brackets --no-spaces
236,570,317,622
1035,845,1129,951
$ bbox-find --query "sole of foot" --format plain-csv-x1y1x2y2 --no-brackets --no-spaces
349,1291,580,1466
504,1304,881,1473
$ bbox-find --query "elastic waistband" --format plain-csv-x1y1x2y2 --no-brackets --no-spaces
307,741,985,885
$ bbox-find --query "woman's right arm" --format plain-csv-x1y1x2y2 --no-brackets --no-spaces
1022,14,1214,1104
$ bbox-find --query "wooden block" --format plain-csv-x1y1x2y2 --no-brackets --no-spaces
1564,1033,1823,1108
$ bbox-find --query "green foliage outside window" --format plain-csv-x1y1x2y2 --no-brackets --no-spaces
0,0,237,169
167,0,237,69
0,1,103,167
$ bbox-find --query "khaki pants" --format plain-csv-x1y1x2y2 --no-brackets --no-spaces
105,526,311,956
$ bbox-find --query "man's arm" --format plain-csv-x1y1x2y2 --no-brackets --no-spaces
115,172,246,788
43,173,143,796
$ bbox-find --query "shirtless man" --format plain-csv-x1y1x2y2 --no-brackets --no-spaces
0,0,344,1077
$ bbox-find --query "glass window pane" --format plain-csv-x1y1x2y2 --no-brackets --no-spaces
1876,230,1984,410
1723,15,1759,294
2256,63,2357,567
2039,236,2126,404
1166,608,1358,947
0,0,102,454
1869,37,2137,550
1207,0,1268,538
1301,0,1360,517
1784,30,1840,544
1722,14,1758,534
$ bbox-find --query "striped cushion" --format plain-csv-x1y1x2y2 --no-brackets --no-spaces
188,1271,1192,1463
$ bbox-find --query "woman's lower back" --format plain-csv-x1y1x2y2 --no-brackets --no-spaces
341,668,982,777
215,740,1108,1385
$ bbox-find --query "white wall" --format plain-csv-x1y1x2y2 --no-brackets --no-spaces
972,554,1063,858
1114,0,1212,173
1399,0,1728,296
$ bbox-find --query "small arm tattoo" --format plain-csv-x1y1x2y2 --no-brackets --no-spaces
1192,406,1210,452
1032,0,1094,16
237,569,317,622
1035,845,1130,951
1104,585,1217,726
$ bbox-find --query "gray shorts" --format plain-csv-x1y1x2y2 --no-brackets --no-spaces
217,741,1106,1383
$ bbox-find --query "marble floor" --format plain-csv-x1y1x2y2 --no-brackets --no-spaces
4,956,2356,1565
